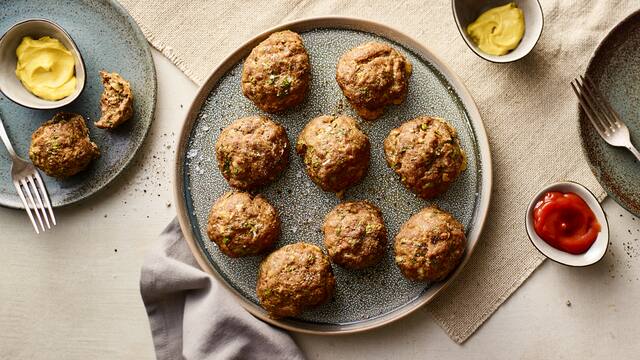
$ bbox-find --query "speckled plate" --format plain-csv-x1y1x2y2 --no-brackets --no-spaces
0,0,156,208
580,10,640,217
175,17,492,334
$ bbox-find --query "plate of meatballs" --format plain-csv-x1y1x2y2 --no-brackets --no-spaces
175,17,492,333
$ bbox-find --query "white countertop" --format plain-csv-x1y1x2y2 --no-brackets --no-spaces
1,50,639,359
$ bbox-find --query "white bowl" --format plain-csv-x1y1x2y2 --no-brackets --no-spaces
525,181,609,267
452,0,544,63
0,19,86,109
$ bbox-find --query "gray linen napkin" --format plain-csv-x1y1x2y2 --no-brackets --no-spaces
139,218,305,360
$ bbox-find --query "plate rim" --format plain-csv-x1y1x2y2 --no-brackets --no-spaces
579,8,640,217
0,0,157,209
173,16,493,335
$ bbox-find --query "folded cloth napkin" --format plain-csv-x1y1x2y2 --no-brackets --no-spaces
140,218,305,360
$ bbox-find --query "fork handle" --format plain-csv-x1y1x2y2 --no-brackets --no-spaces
0,114,19,160
628,145,640,163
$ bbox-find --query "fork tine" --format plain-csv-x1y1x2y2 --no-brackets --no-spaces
34,171,56,226
14,180,39,234
574,78,612,133
27,175,50,229
582,75,622,129
571,80,607,135
579,75,616,130
21,178,44,232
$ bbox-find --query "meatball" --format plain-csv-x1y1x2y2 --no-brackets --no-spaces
207,192,279,257
257,243,335,318
29,112,100,178
241,30,310,113
336,41,412,120
322,201,387,269
95,71,134,129
394,206,466,282
296,115,370,193
384,116,466,199
215,116,289,190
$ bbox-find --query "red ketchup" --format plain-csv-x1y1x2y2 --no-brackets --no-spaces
533,192,601,254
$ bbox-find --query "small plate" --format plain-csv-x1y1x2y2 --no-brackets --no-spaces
0,0,156,208
579,9,640,217
525,181,609,267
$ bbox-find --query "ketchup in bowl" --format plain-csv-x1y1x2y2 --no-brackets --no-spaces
533,192,601,254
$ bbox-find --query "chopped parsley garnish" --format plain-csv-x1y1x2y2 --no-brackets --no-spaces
222,158,231,174
280,76,291,89
365,224,375,234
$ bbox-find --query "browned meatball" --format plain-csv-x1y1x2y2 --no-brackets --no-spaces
394,206,466,282
384,116,466,199
241,30,310,113
29,112,100,178
256,243,335,318
296,115,370,194
322,201,387,269
215,116,289,190
207,192,279,257
336,42,412,120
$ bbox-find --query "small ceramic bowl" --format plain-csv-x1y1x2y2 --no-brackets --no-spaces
0,19,85,109
525,181,609,267
452,0,544,63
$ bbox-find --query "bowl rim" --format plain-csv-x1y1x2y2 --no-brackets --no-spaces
173,15,494,335
524,180,610,267
450,0,545,63
0,18,87,110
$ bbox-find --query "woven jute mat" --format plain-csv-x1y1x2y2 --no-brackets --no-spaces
119,0,636,342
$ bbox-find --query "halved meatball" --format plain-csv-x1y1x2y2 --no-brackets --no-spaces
296,115,370,194
336,41,412,120
394,206,466,282
257,243,335,318
215,115,289,190
241,30,310,113
95,71,134,129
384,116,466,199
207,192,279,257
29,112,100,178
322,201,387,269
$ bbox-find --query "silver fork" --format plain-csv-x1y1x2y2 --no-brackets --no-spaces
571,75,640,162
0,114,56,233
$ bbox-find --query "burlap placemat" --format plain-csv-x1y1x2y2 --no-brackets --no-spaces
118,0,635,343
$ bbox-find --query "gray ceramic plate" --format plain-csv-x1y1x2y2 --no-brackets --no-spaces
175,17,492,334
580,9,640,217
0,0,156,208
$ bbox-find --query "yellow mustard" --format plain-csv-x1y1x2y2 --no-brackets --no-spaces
15,36,77,101
466,3,525,56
